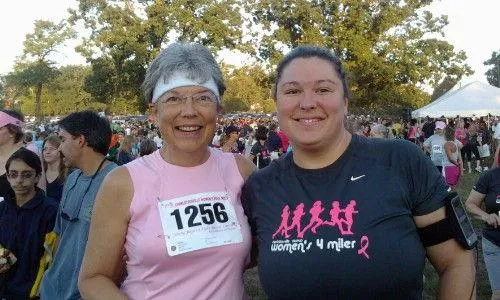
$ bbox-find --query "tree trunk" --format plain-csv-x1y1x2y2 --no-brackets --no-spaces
35,84,43,124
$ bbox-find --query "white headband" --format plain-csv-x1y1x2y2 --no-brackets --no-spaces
151,72,220,103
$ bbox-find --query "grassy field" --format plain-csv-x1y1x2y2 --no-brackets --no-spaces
243,170,492,299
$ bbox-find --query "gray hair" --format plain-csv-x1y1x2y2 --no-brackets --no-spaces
371,124,389,139
142,43,226,103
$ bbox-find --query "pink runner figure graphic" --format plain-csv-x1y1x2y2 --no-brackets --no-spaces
299,201,324,237
323,201,342,229
341,200,358,235
289,203,306,238
273,205,291,239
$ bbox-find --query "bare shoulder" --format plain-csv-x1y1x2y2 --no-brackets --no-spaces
233,153,256,181
99,166,134,208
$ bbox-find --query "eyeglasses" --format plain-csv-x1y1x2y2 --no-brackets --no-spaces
156,91,218,107
7,171,35,180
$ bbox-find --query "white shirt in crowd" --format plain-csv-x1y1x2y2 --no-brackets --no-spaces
153,135,163,148
494,123,500,140
212,134,222,147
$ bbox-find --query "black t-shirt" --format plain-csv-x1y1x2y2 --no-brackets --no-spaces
465,132,479,148
251,142,270,169
242,134,448,299
267,131,282,152
478,129,491,145
473,168,500,246
46,176,64,203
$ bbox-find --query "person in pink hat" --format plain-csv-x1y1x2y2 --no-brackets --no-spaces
0,109,26,203
423,120,457,173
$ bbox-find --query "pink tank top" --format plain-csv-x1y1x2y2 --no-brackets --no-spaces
121,148,251,299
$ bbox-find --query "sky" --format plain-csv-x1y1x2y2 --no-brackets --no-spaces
1,0,499,86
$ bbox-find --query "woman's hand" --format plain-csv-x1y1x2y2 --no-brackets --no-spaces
482,213,500,228
0,248,13,273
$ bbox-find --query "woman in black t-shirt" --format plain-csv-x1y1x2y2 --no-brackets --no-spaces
248,126,270,169
466,167,500,298
464,123,483,173
41,134,68,202
242,45,474,299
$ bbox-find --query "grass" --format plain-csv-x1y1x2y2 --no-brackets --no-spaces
243,168,492,299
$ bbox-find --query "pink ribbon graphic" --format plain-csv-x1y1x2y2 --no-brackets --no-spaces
357,235,370,259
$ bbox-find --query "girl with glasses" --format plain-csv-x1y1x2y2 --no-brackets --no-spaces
0,148,57,299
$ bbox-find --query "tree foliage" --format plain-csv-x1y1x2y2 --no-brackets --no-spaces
69,0,248,112
3,0,477,116
484,50,500,87
223,63,274,113
4,20,74,122
247,0,473,110
430,75,460,101
19,65,106,117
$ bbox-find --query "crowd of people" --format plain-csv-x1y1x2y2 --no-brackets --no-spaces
0,42,498,299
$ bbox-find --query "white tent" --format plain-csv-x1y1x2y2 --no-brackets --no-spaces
412,81,500,118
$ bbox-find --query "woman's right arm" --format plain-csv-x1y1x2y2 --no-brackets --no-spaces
78,167,133,300
465,189,500,228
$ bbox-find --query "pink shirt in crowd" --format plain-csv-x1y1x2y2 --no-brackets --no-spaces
455,127,467,145
121,148,251,299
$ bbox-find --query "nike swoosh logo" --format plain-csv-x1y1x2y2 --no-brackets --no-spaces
350,175,366,181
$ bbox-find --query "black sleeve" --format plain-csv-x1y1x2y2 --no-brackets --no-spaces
40,207,57,241
241,175,257,236
399,141,449,216
483,131,491,145
473,171,490,194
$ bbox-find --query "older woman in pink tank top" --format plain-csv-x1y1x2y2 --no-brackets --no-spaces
78,43,256,300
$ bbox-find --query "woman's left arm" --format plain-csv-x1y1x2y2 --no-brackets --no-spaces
414,209,476,300
234,153,257,180
78,167,133,300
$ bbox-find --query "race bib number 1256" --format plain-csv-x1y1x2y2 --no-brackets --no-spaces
158,191,243,256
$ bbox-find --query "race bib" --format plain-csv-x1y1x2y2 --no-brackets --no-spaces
432,144,442,154
158,191,243,256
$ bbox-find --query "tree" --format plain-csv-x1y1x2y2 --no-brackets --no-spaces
0,75,23,109
247,0,473,111
18,65,106,116
484,50,500,87
223,63,273,112
0,77,5,109
69,0,249,112
5,20,74,122
430,75,460,101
